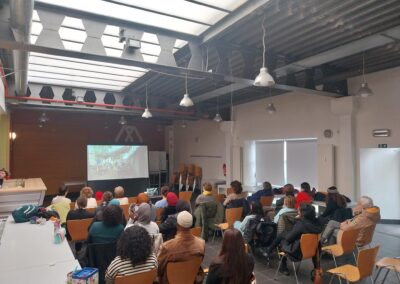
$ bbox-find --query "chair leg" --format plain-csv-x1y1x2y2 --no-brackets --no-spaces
296,261,301,274
352,251,357,265
329,274,334,284
381,270,390,283
369,276,374,284
292,261,299,284
274,256,283,280
373,267,382,282
396,271,400,283
332,254,338,267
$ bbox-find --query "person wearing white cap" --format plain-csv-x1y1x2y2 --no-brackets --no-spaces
157,211,205,283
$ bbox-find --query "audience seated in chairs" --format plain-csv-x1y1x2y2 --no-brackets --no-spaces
51,184,71,205
88,205,124,244
206,228,255,284
274,196,297,234
295,182,313,209
264,203,323,276
113,186,129,205
318,186,347,224
195,183,215,205
154,186,169,208
159,200,193,241
157,211,205,284
94,191,114,222
67,196,95,221
321,196,381,247
160,192,179,223
275,184,295,214
105,226,157,284
76,186,98,209
248,181,274,203
234,201,264,243
224,180,250,218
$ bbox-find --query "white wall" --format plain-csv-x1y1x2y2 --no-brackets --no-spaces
0,76,5,113
172,120,226,182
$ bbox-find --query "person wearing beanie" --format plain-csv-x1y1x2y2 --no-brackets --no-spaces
136,192,157,222
159,200,194,241
320,186,347,222
157,211,205,283
95,191,103,202
155,186,169,208
195,182,215,205
161,192,179,223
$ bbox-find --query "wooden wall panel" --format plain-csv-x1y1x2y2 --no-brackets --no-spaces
10,110,165,196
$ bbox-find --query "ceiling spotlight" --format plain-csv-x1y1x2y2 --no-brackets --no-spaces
356,53,374,98
38,112,49,123
179,73,194,107
142,83,152,118
9,132,17,140
214,113,222,122
119,116,127,125
181,120,187,128
254,16,275,87
266,103,276,114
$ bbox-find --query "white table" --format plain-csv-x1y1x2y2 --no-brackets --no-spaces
0,217,80,283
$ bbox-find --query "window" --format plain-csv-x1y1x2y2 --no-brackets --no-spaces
255,138,317,188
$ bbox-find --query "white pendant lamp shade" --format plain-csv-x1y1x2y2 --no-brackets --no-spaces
179,93,194,107
214,112,222,122
356,82,373,98
254,67,275,87
266,103,276,114
142,108,152,118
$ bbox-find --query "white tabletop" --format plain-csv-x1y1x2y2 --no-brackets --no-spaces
0,216,80,283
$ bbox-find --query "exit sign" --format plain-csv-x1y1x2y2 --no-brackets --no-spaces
378,144,388,148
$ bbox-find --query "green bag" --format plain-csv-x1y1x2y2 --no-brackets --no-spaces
12,204,39,223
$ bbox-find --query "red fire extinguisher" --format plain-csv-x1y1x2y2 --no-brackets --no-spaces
223,163,227,177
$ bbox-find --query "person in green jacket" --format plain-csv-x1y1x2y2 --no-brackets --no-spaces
88,205,124,243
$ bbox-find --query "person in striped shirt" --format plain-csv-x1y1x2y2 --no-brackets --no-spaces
105,226,157,284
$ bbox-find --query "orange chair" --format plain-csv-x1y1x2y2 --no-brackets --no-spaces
120,204,130,221
179,191,193,203
213,207,243,242
128,196,137,205
357,224,375,250
69,202,75,210
115,268,157,284
67,218,93,242
322,228,361,267
328,246,379,284
260,196,274,207
274,233,319,284
85,207,96,213
374,257,400,283
190,227,202,238
166,256,203,284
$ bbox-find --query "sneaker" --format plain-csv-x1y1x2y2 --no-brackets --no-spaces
279,265,290,276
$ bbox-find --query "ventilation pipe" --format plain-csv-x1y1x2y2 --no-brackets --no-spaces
10,0,34,96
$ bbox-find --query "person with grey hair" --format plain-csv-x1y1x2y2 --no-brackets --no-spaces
321,195,380,247
114,186,129,205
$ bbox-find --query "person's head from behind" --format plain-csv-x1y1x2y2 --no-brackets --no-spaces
76,196,87,209
283,195,296,209
102,191,113,203
114,186,125,198
301,182,311,195
358,196,374,209
103,205,123,226
166,192,178,207
137,192,149,205
263,181,272,191
134,203,151,224
249,201,263,217
95,191,103,201
176,211,193,231
58,184,68,197
299,203,316,220
283,184,294,196
176,199,191,213
80,186,94,199
117,226,152,266
160,186,169,198
218,228,251,284
326,186,347,208
203,182,212,193
230,180,243,194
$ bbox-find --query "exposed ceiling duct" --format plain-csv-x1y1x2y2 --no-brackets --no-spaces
10,0,34,96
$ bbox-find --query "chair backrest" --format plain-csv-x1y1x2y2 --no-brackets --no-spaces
67,218,93,242
357,246,379,279
156,207,164,222
300,233,319,260
166,256,203,284
225,207,243,227
85,207,96,213
360,225,375,247
87,242,117,284
337,228,361,254
190,227,201,237
128,196,137,204
120,204,130,220
115,268,157,284
260,196,274,207
179,191,193,203
70,202,75,210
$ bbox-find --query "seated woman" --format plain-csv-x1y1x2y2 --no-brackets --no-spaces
234,201,263,243
125,203,159,235
88,205,124,243
295,182,313,209
274,195,296,224
248,181,274,202
195,183,215,205
160,192,178,223
76,186,97,209
154,186,169,208
206,228,254,284
275,184,295,214
51,184,71,205
223,180,250,217
319,186,347,223
105,226,157,284
94,191,113,222
159,200,192,241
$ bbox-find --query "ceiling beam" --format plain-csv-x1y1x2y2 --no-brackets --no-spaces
274,25,400,77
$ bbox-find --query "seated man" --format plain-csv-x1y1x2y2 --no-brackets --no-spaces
248,181,274,203
66,196,95,221
51,184,71,205
114,186,129,205
157,211,205,283
321,196,381,247
155,186,169,208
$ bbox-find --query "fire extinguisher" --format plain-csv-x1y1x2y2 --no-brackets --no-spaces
223,163,227,177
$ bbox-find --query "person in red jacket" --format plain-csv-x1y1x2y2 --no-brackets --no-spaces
295,182,313,209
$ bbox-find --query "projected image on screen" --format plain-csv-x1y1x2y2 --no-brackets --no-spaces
87,145,149,181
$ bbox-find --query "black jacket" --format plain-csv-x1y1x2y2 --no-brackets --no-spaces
66,208,94,221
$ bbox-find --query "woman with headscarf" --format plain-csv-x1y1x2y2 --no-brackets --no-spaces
125,203,159,235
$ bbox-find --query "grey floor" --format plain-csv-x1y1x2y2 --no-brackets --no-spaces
202,224,400,284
